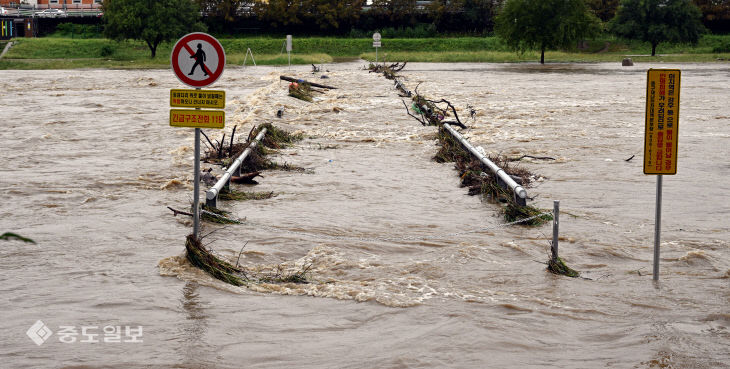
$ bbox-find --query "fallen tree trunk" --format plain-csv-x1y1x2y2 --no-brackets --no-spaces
280,76,337,90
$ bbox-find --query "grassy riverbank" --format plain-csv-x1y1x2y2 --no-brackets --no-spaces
1,35,728,69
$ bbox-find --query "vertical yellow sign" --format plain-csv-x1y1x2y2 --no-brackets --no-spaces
644,69,681,175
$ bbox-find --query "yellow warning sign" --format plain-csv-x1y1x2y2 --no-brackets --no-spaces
170,89,226,109
170,109,225,129
644,69,680,175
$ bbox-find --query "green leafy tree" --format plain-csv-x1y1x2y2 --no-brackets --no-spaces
587,0,620,21
307,0,364,30
103,0,205,58
495,0,600,64
197,0,253,22
692,0,730,31
253,0,306,28
693,0,730,21
428,0,500,33
610,0,706,56
254,0,363,31
371,0,417,23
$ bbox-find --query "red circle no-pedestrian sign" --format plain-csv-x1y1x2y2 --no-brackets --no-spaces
171,32,226,88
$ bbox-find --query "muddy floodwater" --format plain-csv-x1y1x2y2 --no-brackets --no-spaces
1,61,728,368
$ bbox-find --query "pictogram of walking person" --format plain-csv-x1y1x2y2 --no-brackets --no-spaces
188,43,208,76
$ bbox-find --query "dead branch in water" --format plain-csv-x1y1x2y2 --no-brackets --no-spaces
0,232,36,244
167,206,193,217
200,130,216,151
167,206,242,224
508,155,556,162
229,126,237,157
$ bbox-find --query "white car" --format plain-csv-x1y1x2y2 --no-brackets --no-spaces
35,9,68,18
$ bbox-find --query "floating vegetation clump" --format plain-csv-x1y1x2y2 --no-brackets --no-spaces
240,123,305,173
257,264,313,284
185,234,248,286
504,203,553,225
547,256,580,278
218,189,275,201
256,122,304,149
201,205,241,224
184,234,312,287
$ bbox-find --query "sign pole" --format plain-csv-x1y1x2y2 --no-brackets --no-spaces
643,69,680,282
193,127,201,238
193,86,202,239
653,175,663,281
170,32,227,239
373,32,382,64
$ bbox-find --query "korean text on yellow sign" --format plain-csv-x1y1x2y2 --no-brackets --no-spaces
644,69,680,175
170,109,225,129
170,89,226,109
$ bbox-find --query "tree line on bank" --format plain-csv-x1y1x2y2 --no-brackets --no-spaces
102,0,723,62
193,0,726,35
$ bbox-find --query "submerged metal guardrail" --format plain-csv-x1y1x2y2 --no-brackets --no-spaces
205,127,267,208
442,123,528,206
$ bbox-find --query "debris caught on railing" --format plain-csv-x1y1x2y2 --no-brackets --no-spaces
368,62,406,80
369,57,551,225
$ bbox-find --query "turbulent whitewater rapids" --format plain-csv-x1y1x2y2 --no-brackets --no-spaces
1,62,728,367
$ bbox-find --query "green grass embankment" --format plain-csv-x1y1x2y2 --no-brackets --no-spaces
1,35,728,70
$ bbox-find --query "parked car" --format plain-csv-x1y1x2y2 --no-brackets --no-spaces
35,9,68,18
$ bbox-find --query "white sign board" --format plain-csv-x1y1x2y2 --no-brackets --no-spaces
373,41,381,48
373,32,381,42
286,35,292,52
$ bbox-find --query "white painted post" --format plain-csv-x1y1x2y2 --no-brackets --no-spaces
243,48,256,67
286,35,292,69
373,32,381,64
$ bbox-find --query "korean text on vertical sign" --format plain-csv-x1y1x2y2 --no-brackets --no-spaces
644,69,681,175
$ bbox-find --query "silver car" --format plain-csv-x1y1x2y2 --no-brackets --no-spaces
35,9,68,18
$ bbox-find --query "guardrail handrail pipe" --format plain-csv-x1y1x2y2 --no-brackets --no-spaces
442,123,528,206
205,127,267,208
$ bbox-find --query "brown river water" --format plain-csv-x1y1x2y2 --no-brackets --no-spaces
1,61,728,368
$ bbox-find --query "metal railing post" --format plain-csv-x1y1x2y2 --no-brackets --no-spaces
552,200,560,262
